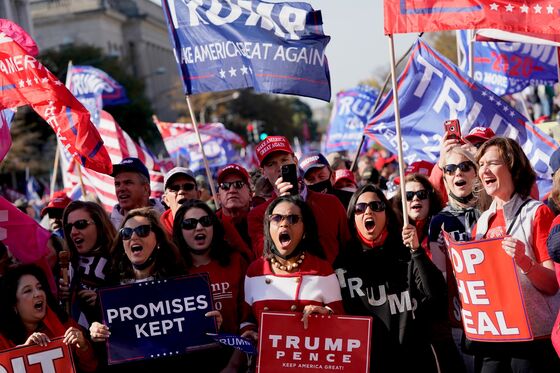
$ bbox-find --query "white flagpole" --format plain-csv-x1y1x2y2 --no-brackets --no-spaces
185,95,220,208
468,30,475,78
387,34,409,228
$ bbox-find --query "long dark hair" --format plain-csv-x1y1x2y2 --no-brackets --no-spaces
63,201,116,262
347,184,403,241
263,195,325,260
173,200,233,268
108,207,186,283
0,265,67,344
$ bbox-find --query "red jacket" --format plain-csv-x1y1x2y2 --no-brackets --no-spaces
247,190,351,264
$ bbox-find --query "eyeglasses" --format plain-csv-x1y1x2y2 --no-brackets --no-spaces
268,214,302,225
443,161,475,175
405,190,429,201
65,219,94,231
120,225,152,240
167,183,196,193
218,181,245,191
181,216,214,230
354,201,386,214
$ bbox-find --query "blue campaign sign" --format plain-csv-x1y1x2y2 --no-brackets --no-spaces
161,0,331,101
457,30,558,95
326,86,378,154
365,39,559,198
98,274,217,365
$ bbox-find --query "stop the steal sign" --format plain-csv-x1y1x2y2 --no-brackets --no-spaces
257,312,372,373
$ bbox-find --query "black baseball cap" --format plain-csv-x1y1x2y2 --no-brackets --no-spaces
111,157,150,180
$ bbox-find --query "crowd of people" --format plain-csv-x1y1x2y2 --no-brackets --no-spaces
1,127,560,373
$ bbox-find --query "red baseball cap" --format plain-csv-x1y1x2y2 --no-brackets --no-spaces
464,127,495,144
394,160,435,185
41,191,71,217
217,164,250,184
333,169,357,187
255,136,294,166
374,154,397,171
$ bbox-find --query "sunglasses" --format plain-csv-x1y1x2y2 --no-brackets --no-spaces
354,201,386,214
120,225,152,240
443,161,475,175
167,183,196,193
65,219,94,231
219,181,246,191
268,214,302,225
181,216,213,230
406,190,429,201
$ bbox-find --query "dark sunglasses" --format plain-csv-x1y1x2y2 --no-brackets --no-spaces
120,225,152,240
268,214,302,225
167,183,196,193
65,219,94,231
181,216,214,230
354,201,386,214
443,161,475,175
219,181,246,191
406,190,429,201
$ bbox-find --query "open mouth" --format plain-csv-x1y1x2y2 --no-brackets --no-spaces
34,300,44,311
131,244,143,253
455,180,467,187
73,237,84,246
278,231,292,248
364,218,376,231
484,177,497,186
411,203,423,211
194,233,206,244
177,197,187,205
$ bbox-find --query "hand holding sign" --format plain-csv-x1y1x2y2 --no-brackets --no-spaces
63,327,88,351
89,322,110,342
301,305,332,330
501,236,533,272
24,332,50,347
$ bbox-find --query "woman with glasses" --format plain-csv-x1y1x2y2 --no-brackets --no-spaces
242,195,344,338
333,184,447,372
0,265,98,372
172,200,249,372
60,201,116,328
468,137,560,372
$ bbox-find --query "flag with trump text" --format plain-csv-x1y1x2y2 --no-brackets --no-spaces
326,86,378,154
154,117,244,173
60,111,164,211
384,0,560,35
365,40,559,198
161,0,331,101
0,32,112,174
457,30,558,95
68,65,129,125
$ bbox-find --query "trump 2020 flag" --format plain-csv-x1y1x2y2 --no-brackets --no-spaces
0,32,113,174
365,39,559,198
161,0,331,101
68,65,129,125
384,0,560,35
326,86,378,154
457,30,558,95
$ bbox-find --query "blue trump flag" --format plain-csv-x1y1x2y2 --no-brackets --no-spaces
326,86,378,154
457,31,558,95
365,39,559,197
161,0,331,101
68,65,129,125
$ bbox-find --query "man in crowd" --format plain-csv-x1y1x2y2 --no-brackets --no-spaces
110,157,165,228
160,167,200,233
299,152,353,208
247,136,350,263
41,190,72,237
216,164,252,247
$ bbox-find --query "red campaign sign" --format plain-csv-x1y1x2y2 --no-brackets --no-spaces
0,338,76,372
444,233,532,342
257,312,372,373
384,0,560,36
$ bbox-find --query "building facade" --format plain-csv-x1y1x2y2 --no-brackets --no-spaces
30,0,182,120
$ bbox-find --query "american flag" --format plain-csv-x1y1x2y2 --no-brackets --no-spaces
61,110,164,211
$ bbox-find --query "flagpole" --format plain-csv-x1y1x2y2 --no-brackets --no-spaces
350,33,422,172
468,30,475,78
185,95,220,208
387,34,409,229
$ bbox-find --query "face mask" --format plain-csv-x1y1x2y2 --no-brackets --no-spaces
307,179,334,194
339,186,357,193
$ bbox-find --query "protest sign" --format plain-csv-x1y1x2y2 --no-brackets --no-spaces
444,233,532,341
257,312,371,373
0,338,75,373
98,274,217,364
